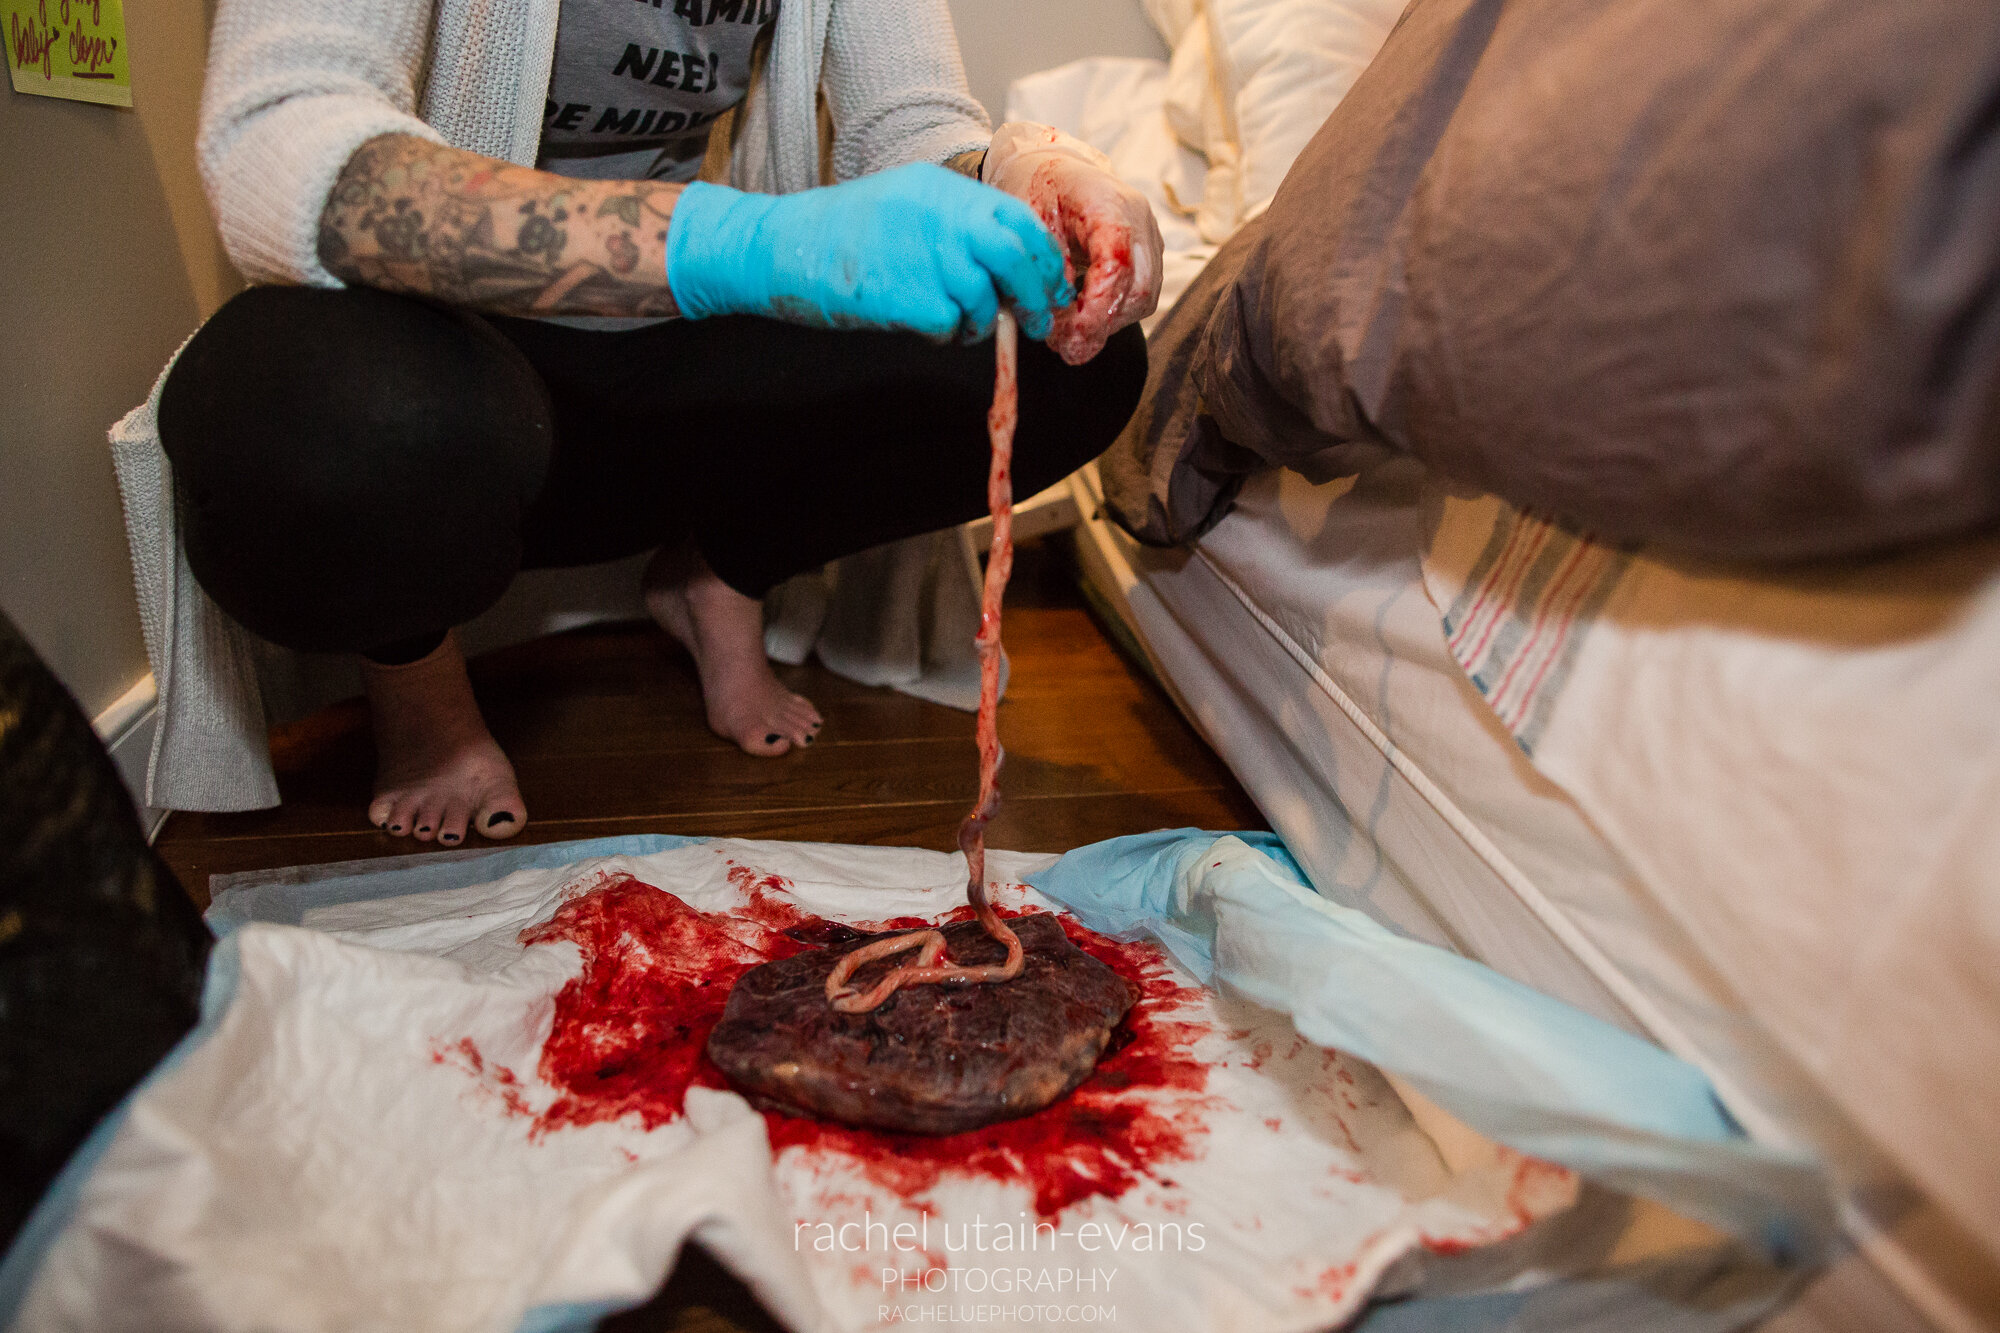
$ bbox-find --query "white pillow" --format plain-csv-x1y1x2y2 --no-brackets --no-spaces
1162,12,1218,153
1140,0,1204,45
1160,14,1243,240
1202,0,1408,233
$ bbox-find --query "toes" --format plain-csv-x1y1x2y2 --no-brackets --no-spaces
378,796,418,838
728,694,820,753
436,805,471,847
410,801,445,843
476,798,527,841
782,697,822,747
739,729,792,757
785,711,819,747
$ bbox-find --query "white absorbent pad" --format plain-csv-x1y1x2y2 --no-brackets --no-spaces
1,832,1828,1332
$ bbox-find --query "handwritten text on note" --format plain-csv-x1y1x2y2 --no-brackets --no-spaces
6,0,130,108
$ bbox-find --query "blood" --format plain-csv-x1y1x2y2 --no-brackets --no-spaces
1303,1258,1359,1304
1046,229,1133,366
517,875,808,1135
766,914,1215,1217
430,1036,534,1118
725,862,812,932
446,872,1216,1218
1417,1149,1577,1257
1500,1150,1576,1228
1026,161,1138,365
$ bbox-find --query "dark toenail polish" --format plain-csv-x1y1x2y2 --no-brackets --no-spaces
442,833,459,843
487,812,516,828
802,734,814,745
390,825,403,834
418,825,430,834
765,733,780,744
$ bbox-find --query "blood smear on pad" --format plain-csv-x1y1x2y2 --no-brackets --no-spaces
477,872,1215,1217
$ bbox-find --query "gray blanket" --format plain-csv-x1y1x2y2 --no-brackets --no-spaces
1104,0,2000,560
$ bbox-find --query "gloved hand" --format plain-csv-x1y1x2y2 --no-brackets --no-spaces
982,122,1165,365
665,162,1072,341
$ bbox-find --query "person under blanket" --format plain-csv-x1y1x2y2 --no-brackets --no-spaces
159,0,1165,847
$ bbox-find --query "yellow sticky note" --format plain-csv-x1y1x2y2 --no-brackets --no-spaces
6,0,130,108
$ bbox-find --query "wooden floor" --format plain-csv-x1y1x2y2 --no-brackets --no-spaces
152,539,1264,1333
155,539,1264,906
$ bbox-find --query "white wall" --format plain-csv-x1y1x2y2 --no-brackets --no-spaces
945,0,1165,122
0,0,236,721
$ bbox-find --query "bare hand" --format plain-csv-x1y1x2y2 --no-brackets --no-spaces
984,124,1164,364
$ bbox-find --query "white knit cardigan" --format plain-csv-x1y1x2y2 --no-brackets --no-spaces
113,0,991,811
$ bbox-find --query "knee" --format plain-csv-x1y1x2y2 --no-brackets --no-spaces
157,286,554,651
161,286,552,506
1013,322,1149,488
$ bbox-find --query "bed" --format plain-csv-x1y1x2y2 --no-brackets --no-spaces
1005,10,2000,1330
1070,459,1999,1333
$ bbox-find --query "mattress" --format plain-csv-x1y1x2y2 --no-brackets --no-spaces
1071,462,1997,1332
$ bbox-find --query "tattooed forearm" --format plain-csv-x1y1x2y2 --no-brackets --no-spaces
318,134,684,318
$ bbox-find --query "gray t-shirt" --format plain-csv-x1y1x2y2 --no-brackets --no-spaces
538,0,778,183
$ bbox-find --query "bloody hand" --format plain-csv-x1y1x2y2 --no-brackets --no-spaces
984,123,1165,365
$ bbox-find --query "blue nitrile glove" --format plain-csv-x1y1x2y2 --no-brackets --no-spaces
664,163,1073,341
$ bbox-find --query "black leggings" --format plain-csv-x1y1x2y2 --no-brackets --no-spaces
157,286,1146,658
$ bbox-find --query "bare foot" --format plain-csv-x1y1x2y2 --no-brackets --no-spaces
644,546,823,756
362,631,527,844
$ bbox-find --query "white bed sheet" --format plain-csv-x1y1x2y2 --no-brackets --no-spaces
1077,467,1794,1109
1071,463,1993,1332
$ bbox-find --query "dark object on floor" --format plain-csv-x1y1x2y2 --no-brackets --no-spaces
0,612,212,1250
708,913,1134,1135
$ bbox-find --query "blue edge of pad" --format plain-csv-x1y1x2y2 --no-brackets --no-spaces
0,830,1833,1332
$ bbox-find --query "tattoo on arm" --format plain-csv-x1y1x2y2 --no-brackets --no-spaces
318,135,684,318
